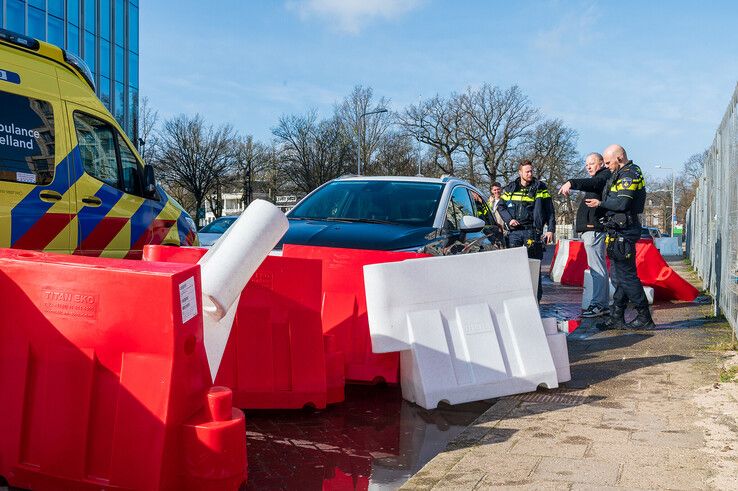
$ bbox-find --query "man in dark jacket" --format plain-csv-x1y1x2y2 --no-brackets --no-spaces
584,144,654,330
559,153,612,318
499,160,555,301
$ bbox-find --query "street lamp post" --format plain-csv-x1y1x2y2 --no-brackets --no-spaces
655,165,676,237
356,108,388,175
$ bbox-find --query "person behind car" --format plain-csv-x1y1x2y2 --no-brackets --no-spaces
487,182,507,240
498,161,555,301
558,152,612,318
584,144,654,330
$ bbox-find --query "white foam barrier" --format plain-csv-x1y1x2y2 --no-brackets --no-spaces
199,199,289,380
550,239,570,283
529,258,541,298
540,318,571,382
364,248,558,409
654,237,682,256
581,269,654,309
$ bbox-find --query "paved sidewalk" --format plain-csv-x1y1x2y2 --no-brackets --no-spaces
402,259,738,490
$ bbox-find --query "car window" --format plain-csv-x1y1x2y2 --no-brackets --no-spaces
0,90,56,185
289,180,444,227
445,186,475,229
74,112,119,188
469,190,495,226
199,217,237,234
118,136,143,196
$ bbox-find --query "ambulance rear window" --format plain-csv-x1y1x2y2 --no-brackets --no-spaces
0,90,55,185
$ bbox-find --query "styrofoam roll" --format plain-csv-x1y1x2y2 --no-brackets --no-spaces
542,317,558,335
199,199,288,320
546,332,571,383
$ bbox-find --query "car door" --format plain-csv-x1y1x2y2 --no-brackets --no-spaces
67,105,152,257
0,87,74,253
442,186,488,251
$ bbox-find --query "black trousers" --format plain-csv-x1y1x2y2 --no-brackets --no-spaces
609,236,648,310
508,229,543,302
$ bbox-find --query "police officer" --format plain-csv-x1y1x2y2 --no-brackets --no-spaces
584,144,654,329
499,160,555,301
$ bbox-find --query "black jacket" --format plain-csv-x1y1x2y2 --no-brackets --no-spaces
498,177,555,233
568,167,612,233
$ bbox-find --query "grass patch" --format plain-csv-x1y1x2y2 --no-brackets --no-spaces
719,365,738,383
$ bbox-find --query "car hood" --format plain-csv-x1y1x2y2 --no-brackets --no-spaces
279,219,436,251
198,232,222,247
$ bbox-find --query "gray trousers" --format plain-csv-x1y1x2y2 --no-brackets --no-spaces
582,231,609,308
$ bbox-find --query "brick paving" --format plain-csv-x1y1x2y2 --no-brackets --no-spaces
402,257,738,490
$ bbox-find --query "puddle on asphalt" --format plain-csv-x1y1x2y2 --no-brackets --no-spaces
244,384,494,490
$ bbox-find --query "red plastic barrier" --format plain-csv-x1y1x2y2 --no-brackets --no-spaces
144,245,343,408
282,245,428,384
560,240,588,286
0,249,245,490
634,241,699,301
550,240,560,272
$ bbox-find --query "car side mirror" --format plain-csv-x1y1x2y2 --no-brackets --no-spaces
459,215,486,234
143,164,157,198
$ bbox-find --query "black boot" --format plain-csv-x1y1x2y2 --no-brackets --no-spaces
627,306,655,330
600,305,626,330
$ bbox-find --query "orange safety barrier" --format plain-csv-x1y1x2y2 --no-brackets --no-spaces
143,245,343,408
634,241,699,301
0,249,245,491
282,245,428,384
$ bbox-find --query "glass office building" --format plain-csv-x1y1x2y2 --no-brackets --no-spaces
1,0,139,141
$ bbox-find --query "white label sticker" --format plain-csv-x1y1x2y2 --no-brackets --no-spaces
179,276,198,324
16,172,36,184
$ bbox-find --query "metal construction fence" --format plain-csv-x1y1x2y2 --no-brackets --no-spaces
686,83,738,335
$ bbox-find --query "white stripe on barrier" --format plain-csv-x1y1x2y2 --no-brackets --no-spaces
365,248,558,409
550,239,570,283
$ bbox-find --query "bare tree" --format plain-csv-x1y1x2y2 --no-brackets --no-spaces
461,84,539,183
273,111,353,194
138,96,159,164
683,149,707,183
396,94,465,175
336,85,392,174
156,114,239,225
236,135,271,206
369,131,421,176
519,119,581,224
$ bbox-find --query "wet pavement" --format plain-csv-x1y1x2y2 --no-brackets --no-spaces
244,385,494,490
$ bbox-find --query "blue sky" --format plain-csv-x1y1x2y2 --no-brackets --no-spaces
141,0,738,178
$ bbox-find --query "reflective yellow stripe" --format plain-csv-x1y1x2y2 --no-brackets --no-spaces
610,180,645,192
535,189,550,199
501,192,512,200
505,193,535,203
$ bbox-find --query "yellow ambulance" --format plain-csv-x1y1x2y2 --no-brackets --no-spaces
0,29,198,259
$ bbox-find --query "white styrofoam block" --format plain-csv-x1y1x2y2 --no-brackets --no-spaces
654,237,682,256
203,295,239,382
198,199,288,382
529,258,541,299
364,248,558,409
200,199,288,319
581,269,655,309
550,239,570,283
542,317,558,335
546,331,571,383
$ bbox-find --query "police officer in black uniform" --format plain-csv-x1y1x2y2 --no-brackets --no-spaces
499,160,555,301
584,144,654,329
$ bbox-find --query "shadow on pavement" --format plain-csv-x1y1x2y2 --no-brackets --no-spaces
566,354,690,389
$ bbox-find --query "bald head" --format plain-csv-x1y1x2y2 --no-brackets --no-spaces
603,144,628,172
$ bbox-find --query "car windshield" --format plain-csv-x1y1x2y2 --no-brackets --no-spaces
289,180,445,227
199,217,237,234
